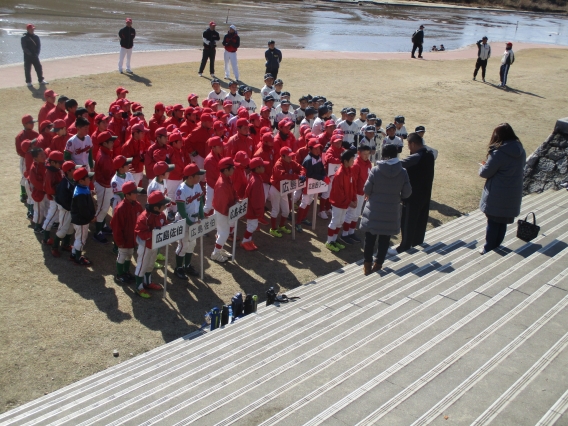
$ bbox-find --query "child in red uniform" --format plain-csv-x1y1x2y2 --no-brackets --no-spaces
149,102,166,140
15,114,39,204
241,157,269,251
253,132,275,205
121,121,147,186
165,131,187,220
28,147,47,233
232,150,249,199
320,135,345,219
90,114,109,160
111,181,143,284
203,136,225,216
225,118,254,159
93,131,118,244
212,157,237,262
41,150,64,245
326,150,357,252
144,126,169,181
21,139,37,219
37,120,54,150
134,190,170,298
49,119,67,153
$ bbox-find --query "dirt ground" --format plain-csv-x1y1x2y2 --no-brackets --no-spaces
1,48,566,413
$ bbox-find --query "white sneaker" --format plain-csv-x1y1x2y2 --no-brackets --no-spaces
387,247,398,256
211,251,228,263
26,82,33,87
126,69,132,73
39,80,48,84
221,249,233,258
224,75,230,79
318,211,328,220
119,69,123,74
198,72,203,77
211,74,216,78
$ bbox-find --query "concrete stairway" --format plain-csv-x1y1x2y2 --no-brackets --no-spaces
1,189,567,426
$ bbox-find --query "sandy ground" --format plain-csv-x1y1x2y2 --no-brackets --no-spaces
1,47,567,413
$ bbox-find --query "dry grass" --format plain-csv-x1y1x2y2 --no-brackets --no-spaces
1,48,567,413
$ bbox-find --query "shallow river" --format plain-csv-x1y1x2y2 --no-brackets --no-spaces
1,0,567,65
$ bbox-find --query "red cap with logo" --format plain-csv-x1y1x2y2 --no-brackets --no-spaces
236,118,249,127
147,190,171,205
39,120,53,131
308,139,323,149
97,131,118,145
325,119,336,127
51,119,66,130
234,151,250,167
173,104,184,111
187,93,198,102
168,132,183,143
44,89,57,98
84,99,97,107
154,102,165,111
278,119,293,130
94,113,109,123
73,167,94,181
213,121,225,131
131,122,149,133
131,102,143,112
223,100,233,107
153,161,175,176
280,147,295,156
201,114,214,122
262,133,274,145
155,127,168,137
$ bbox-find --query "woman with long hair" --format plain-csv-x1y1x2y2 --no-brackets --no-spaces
479,123,526,254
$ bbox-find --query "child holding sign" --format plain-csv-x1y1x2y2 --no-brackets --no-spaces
174,164,205,279
326,150,357,252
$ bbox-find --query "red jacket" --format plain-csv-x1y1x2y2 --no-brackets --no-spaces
108,116,125,156
260,117,272,130
88,113,98,136
67,122,78,137
324,145,343,168
204,151,223,187
249,126,261,150
245,171,265,220
179,119,197,137
64,112,76,129
225,133,254,159
29,161,46,202
329,165,356,209
273,132,297,156
351,157,372,196
15,129,39,158
135,208,169,249
185,124,213,159
94,146,114,187
38,101,56,124
232,165,247,199
213,174,237,215
24,152,34,179
111,199,143,248
253,144,275,184
121,136,146,174
296,146,309,166
317,132,333,149
164,116,184,128
149,114,166,140
37,131,53,150
144,142,172,180
167,147,187,181
270,158,303,191
50,134,67,153
46,107,66,123
44,166,63,200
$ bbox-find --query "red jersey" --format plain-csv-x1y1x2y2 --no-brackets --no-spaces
329,165,356,209
149,114,166,140
121,136,146,174
50,135,67,153
167,147,187,181
15,129,39,158
204,151,223,187
108,116,125,156
37,131,53,150
245,171,265,220
87,113,97,136
38,101,55,124
225,133,254,159
232,165,247,199
213,174,237,216
64,112,76,129
270,158,303,191
164,116,184,128
253,144,275,184
323,145,344,168
185,124,213,159
28,161,46,202
44,166,63,200
135,209,168,249
46,106,66,123
179,120,197,136
249,126,261,150
273,132,297,156
111,199,144,248
94,146,114,187
351,157,372,196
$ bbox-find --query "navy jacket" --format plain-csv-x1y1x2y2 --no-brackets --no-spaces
265,48,282,69
55,177,75,211
302,154,326,181
119,26,136,49
71,185,95,225
21,33,41,56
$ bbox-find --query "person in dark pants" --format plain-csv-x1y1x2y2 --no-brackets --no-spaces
199,21,220,77
118,18,136,73
411,25,425,59
360,144,411,275
21,23,47,86
478,123,525,254
390,132,435,255
473,36,491,82
265,40,282,79
499,42,515,88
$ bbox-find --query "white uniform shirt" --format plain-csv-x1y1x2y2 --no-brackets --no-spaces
147,178,166,196
65,134,93,167
395,125,408,140
300,118,314,129
275,110,295,127
501,49,515,65
111,172,135,195
208,89,228,104
268,90,282,105
174,182,203,221
241,98,257,114
269,107,277,126
354,119,367,134
261,85,274,103
311,117,325,137
337,120,358,144
294,108,306,125
225,92,243,115
383,135,404,151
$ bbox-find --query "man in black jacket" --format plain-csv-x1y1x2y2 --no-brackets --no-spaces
411,25,425,59
265,40,282,79
391,132,435,254
118,18,135,73
199,21,220,77
21,23,47,86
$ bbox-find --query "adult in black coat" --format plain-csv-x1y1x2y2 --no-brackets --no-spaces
265,40,282,79
21,23,46,86
118,18,136,73
394,132,435,254
199,21,220,77
411,25,425,59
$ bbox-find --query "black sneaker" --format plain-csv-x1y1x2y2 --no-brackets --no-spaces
302,219,312,226
101,225,113,234
93,232,108,244
20,195,28,204
125,272,135,281
34,225,43,234
27,211,33,219
184,265,200,277
349,233,362,243
339,235,354,245
175,267,187,279
114,274,129,285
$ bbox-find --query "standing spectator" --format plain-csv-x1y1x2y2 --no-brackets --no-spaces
223,25,240,81
118,18,135,74
411,25,425,59
199,21,220,77
473,36,491,82
21,23,47,86
390,132,435,255
478,123,525,254
499,42,515,88
265,40,282,79
361,144,411,275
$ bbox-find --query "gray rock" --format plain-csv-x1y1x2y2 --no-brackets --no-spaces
554,117,568,135
536,158,556,172
547,150,566,162
558,157,568,174
527,156,539,167
528,181,545,193
560,141,568,148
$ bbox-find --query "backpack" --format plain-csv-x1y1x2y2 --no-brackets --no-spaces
231,292,244,317
411,30,419,43
244,294,258,315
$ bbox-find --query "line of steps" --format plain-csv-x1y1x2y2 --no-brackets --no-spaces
1,189,567,426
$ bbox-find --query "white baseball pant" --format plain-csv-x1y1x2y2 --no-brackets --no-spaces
214,212,235,251
176,228,197,257
166,179,182,214
117,247,134,264
19,157,25,186
135,240,158,277
263,183,270,202
72,224,89,252
269,185,289,218
344,194,365,235
293,189,302,204
328,206,347,242
94,182,113,223
118,47,132,71
243,218,259,242
42,199,59,230
55,206,74,239
204,184,215,214
299,193,315,210
25,180,33,206
33,195,48,225
321,175,334,201
224,50,239,80
132,172,143,186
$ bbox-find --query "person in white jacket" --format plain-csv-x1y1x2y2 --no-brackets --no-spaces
473,36,491,82
499,42,515,88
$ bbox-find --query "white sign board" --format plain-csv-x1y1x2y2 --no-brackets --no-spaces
152,220,187,249
228,198,248,221
280,179,306,196
188,214,217,242
306,178,329,195
327,163,340,177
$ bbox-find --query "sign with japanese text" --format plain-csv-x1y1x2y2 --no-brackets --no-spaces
188,214,217,242
152,220,186,249
327,163,340,177
228,198,248,221
306,178,329,195
280,178,306,196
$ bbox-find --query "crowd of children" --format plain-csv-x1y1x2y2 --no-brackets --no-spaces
15,74,434,298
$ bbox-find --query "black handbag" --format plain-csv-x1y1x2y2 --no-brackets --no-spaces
517,212,540,242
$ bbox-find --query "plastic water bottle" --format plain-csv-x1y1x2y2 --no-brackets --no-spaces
228,306,233,324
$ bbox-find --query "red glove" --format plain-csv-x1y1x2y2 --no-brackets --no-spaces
324,176,330,185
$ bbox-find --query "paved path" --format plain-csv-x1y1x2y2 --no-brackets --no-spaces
1,43,566,90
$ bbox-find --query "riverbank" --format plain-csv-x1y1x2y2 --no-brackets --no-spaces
1,47,568,413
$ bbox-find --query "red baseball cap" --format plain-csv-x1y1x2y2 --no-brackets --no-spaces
234,151,250,168
166,124,177,133
109,105,121,115
201,114,214,122
147,190,171,205
73,167,94,181
280,147,295,156
325,119,336,127
207,136,223,148
184,107,195,116
153,161,175,176
129,116,141,126
215,110,225,119
51,119,66,130
21,140,34,153
26,24,35,30
238,109,249,118
61,161,77,172
278,119,293,130
209,21,216,26
249,157,270,169
249,113,260,121
173,104,184,111
308,139,323,149
112,155,132,170
48,150,64,162
155,127,168,136
122,181,142,195
183,163,205,176
260,106,270,113
116,86,128,95
84,99,97,107
44,89,57,98
187,93,198,101
260,126,272,135
262,133,274,145
131,122,149,133
131,102,143,112
300,124,310,135
236,118,249,127
39,120,53,131
21,114,36,125
95,113,109,123
168,132,183,143
154,102,165,111
97,131,118,145
219,157,235,170
223,100,233,107
202,107,213,114
213,121,225,131
125,18,132,23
